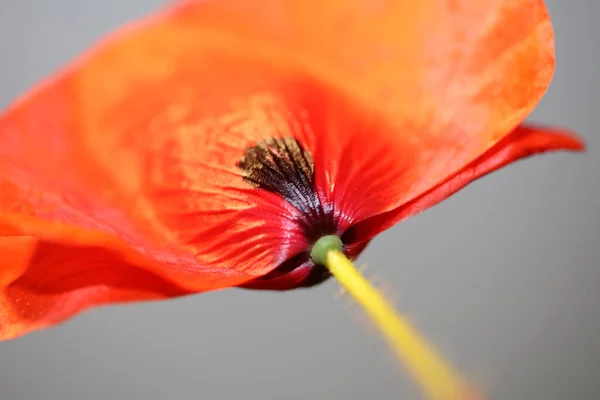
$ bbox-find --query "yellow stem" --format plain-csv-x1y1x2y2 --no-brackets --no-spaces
325,249,480,400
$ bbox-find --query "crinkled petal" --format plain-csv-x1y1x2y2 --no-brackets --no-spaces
343,124,585,243
0,0,582,338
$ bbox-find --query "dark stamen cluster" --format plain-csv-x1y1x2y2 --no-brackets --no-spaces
237,136,339,286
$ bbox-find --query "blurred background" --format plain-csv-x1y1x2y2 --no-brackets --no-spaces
0,1,598,399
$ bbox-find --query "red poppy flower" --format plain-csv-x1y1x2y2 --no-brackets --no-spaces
0,0,583,389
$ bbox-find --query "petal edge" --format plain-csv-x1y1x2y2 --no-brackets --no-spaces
344,123,586,243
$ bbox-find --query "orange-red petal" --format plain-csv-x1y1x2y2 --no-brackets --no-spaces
344,123,586,243
0,239,190,340
164,0,559,216
0,0,584,338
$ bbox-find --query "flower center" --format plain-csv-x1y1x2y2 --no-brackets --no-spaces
237,136,340,288
237,136,338,243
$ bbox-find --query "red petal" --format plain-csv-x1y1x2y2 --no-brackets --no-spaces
0,2,323,302
0,2,359,336
0,0,578,337
0,240,190,340
0,236,37,287
0,177,253,340
343,124,586,243
161,0,559,223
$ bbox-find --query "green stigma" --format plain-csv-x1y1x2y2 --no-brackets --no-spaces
310,235,343,266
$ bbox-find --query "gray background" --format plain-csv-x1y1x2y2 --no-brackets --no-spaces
0,1,598,399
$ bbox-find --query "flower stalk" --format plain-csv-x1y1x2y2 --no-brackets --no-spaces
312,235,481,400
